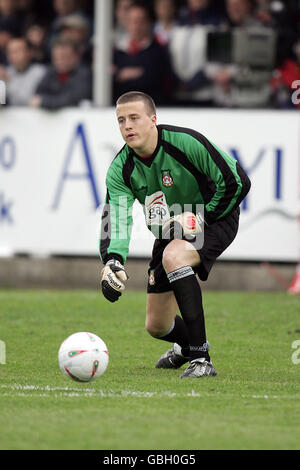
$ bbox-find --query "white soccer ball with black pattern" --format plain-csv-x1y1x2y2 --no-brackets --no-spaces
58,332,109,382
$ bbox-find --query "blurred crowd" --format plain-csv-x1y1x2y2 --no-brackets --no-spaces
0,0,300,109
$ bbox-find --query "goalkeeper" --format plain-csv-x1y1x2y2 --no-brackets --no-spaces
100,91,251,378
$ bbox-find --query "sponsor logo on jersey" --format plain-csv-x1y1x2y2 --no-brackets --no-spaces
145,192,170,227
161,170,173,187
149,193,164,207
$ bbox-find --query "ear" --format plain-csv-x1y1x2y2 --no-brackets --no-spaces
151,114,157,127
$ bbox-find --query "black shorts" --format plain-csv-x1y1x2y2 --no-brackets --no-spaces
147,207,240,293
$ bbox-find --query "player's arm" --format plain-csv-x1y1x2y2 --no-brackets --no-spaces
99,165,135,302
186,133,251,225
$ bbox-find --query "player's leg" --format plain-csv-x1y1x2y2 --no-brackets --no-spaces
145,291,178,338
146,237,191,368
163,208,240,378
145,291,190,368
162,238,212,366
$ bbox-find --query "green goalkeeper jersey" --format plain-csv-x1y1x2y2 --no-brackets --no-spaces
100,124,251,264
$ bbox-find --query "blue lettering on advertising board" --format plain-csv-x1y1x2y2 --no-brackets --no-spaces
0,137,16,223
52,123,101,209
0,137,16,169
229,147,283,210
0,192,13,223
275,148,282,200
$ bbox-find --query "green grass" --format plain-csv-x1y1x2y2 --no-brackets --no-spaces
0,289,299,450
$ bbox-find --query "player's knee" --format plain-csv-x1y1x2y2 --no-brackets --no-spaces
145,317,167,338
162,240,201,273
162,244,180,272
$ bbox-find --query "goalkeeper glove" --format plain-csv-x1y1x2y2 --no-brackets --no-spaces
101,259,129,302
162,211,203,240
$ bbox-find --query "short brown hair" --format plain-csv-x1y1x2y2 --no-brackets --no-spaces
51,36,79,54
116,91,156,116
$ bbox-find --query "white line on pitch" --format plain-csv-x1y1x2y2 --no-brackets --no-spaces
0,384,299,400
0,384,201,398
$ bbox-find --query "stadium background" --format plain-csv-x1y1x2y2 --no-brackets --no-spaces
0,0,299,292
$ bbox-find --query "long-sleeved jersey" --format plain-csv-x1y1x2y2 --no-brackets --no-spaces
100,124,251,264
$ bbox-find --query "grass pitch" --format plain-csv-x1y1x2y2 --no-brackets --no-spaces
0,289,299,450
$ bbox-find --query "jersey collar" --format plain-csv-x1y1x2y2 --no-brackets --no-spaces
130,126,162,167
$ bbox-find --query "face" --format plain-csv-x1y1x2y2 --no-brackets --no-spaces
0,31,12,49
17,0,33,9
155,0,175,21
52,45,79,73
187,0,209,10
226,0,251,24
116,0,132,28
127,7,151,42
61,26,88,44
54,0,77,16
7,39,31,70
116,100,157,153
26,24,46,47
0,0,16,15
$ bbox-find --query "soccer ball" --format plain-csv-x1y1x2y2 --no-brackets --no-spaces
58,332,109,382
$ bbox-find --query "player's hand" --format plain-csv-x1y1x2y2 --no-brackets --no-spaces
162,212,203,240
101,259,129,302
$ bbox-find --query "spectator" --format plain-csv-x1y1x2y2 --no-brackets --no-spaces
57,13,92,65
178,0,222,27
255,0,273,25
287,1,300,35
113,2,176,105
167,0,217,105
154,0,178,46
270,36,300,109
264,1,298,67
203,0,272,107
0,22,14,64
0,0,22,64
52,0,82,19
167,21,213,105
254,0,297,36
224,0,261,28
0,0,22,35
25,22,49,64
17,0,54,28
50,0,90,43
114,0,133,50
0,37,46,105
29,37,92,109
16,0,37,34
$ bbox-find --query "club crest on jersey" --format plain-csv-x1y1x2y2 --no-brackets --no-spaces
149,269,155,286
161,170,173,187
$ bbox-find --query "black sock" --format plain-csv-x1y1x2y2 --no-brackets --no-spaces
157,315,190,357
167,266,210,362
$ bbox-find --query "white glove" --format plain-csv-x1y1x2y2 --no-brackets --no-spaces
101,259,129,302
162,211,203,240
